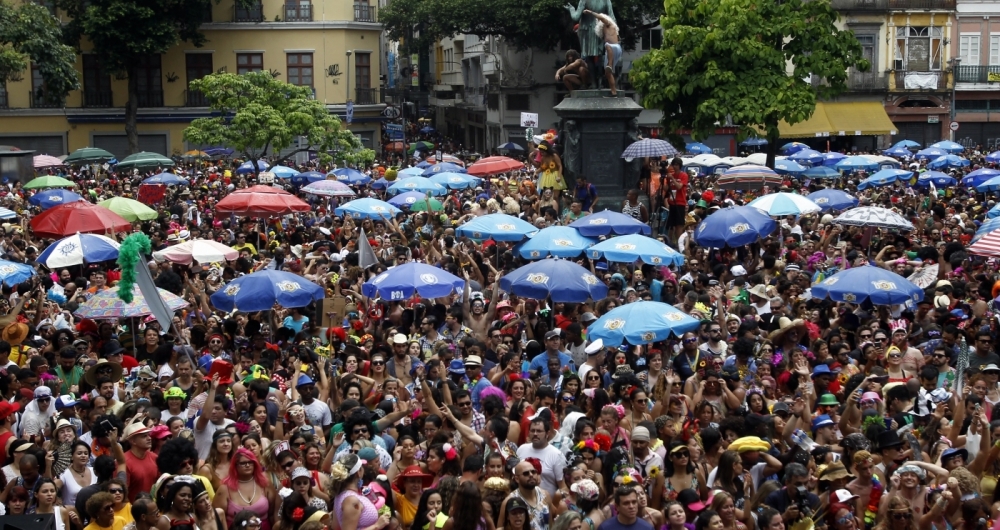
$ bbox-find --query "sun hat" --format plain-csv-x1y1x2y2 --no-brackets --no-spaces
164,387,188,400
811,414,835,431
394,464,433,490
464,355,483,367
84,359,123,386
570,479,600,501
448,359,466,375
585,339,605,355
123,421,152,439
817,393,839,406
818,461,853,481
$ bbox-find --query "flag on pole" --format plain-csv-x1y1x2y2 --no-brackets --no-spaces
358,227,379,269
133,254,175,332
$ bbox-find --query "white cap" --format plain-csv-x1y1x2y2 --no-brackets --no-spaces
831,489,858,504
584,339,605,355
730,265,747,277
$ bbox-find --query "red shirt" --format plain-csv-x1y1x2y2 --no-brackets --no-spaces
124,449,159,502
669,171,689,206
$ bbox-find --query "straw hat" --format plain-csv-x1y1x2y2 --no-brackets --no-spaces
85,359,124,386
2,322,28,346
768,317,806,342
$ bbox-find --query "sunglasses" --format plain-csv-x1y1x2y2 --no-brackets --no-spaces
352,428,368,435
836,515,854,526
562,396,575,402
672,451,690,458
109,488,124,494
371,360,385,366
282,461,295,469
889,354,902,359
683,338,697,344
891,513,911,521
520,470,538,476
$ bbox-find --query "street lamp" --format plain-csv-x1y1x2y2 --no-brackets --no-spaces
950,57,961,141
346,50,353,103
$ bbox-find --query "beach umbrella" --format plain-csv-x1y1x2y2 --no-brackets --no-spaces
740,138,768,146
962,168,1000,188
181,150,208,159
748,192,821,216
142,173,188,186
152,239,239,265
421,162,467,176
500,259,607,302
409,141,435,153
975,218,1000,240
833,206,913,231
290,171,326,186
330,168,372,185
75,286,189,319
23,176,76,189
835,156,879,172
387,177,447,196
269,165,300,179
518,226,597,259
806,189,858,212
976,176,1000,193
429,172,480,190
466,157,525,176
893,140,921,149
773,159,806,175
929,140,965,154
209,270,325,312
970,230,1000,257
334,198,401,220
235,160,270,175
64,147,115,165
203,147,234,157
569,210,652,236
780,142,809,155
0,208,16,220
420,126,436,134
497,142,524,151
693,206,778,248
388,191,430,208
33,155,65,169
362,262,465,300
216,186,310,217
37,233,120,267
30,202,131,238
456,213,538,242
716,165,782,190
915,171,956,188
0,260,35,287
621,139,678,159
926,155,969,170
301,180,356,198
987,206,1000,221
810,265,923,306
803,166,841,179
987,151,1000,164
116,151,174,170
416,161,434,169
788,149,825,166
685,142,713,155
587,301,700,346
409,197,444,212
97,197,158,222
882,147,913,158
915,147,948,161
398,167,425,178
29,189,84,210
856,169,912,190
587,234,684,266
820,152,847,167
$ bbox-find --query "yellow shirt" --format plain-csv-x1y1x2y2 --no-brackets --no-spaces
232,242,258,256
84,516,127,530
114,503,134,526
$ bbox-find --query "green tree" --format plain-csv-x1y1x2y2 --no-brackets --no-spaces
56,0,251,155
0,1,79,104
629,0,868,167
183,71,375,172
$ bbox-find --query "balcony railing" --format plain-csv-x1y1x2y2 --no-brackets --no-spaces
83,90,113,107
185,89,209,107
284,3,313,21
955,65,1000,84
354,4,377,22
29,91,62,108
830,0,954,9
234,2,263,21
355,87,382,105
135,89,164,107
848,71,887,92
893,71,948,90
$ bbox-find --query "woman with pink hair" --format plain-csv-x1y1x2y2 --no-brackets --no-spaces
213,447,280,530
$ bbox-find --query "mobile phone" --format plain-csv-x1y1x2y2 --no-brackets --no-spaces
100,420,113,432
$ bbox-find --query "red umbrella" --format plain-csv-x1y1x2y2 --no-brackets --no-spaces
216,186,310,217
467,156,525,176
30,201,132,238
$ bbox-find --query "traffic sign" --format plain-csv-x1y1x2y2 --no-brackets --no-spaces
950,121,960,131
386,123,404,141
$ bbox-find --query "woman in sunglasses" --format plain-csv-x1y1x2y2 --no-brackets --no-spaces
872,496,916,530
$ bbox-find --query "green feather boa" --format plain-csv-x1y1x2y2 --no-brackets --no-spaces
116,233,152,303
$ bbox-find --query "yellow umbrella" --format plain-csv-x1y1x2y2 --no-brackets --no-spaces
182,150,208,159
97,197,158,222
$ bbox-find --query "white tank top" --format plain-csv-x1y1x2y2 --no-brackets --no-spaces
59,466,97,506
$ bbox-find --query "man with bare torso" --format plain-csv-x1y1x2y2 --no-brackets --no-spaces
585,9,621,95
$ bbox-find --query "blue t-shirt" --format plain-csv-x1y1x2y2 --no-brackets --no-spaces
597,516,655,530
283,315,309,334
528,351,575,376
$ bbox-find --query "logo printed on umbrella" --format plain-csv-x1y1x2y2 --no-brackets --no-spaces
530,251,541,258
371,206,387,212
604,318,625,330
665,313,684,321
526,273,549,284
843,293,856,302
729,223,750,234
496,224,515,231
449,177,463,183
650,257,662,264
224,284,241,296
50,197,63,202
473,231,483,238
872,280,896,291
276,281,301,292
58,242,79,256
553,239,573,247
823,277,839,285
405,198,416,204
614,243,636,251
815,198,829,204
588,218,608,225
641,331,657,342
582,274,599,285
0,265,17,275
420,274,438,283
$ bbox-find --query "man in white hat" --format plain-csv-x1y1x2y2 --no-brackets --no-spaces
578,339,606,383
123,419,157,503
386,333,418,388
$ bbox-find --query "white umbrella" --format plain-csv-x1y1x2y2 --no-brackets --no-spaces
746,153,769,165
690,154,729,167
152,239,239,265
721,156,751,166
748,193,822,216
833,206,914,231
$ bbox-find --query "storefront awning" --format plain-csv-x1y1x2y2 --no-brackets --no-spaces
778,102,898,138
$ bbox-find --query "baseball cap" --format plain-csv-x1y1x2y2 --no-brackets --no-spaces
544,330,561,340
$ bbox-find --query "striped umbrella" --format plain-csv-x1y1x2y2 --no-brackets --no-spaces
717,165,782,190
621,139,678,159
969,230,1000,257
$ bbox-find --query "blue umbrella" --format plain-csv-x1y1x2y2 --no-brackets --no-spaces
290,171,325,186
456,213,538,242
203,147,234,157
986,206,1000,221
499,259,607,302
856,169,912,190
803,166,841,179
387,177,447,196
587,234,684,266
892,140,921,149
210,270,325,312
497,142,525,151
371,178,390,190
235,160,270,174
962,168,1000,188
0,260,34,287
399,167,425,178
788,149,824,166
930,140,965,154
975,218,1000,239
987,151,1000,164
518,226,597,259
835,156,879,172
810,266,923,306
422,163,467,176
806,189,858,212
415,161,434,169
142,172,189,185
429,172,480,190
37,233,120,267
0,208,16,220
781,142,809,155
420,126,436,134
977,176,1000,193
330,168,372,185
569,210,652,236
820,152,847,167
334,198,402,220
916,171,956,188
685,142,713,155
388,191,431,208
773,159,806,175
29,189,84,210
587,301,700,346
882,147,913,158
270,165,300,178
927,155,970,170
740,137,768,146
693,206,777,248
915,147,948,161
361,262,464,300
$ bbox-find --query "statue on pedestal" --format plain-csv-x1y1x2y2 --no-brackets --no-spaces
566,0,616,89
585,9,621,95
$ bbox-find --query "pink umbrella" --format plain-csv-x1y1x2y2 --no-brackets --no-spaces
33,155,65,169
152,239,239,265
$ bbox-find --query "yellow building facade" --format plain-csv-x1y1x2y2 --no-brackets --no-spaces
0,0,386,158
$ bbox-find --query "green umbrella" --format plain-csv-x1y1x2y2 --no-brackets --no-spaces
408,141,435,153
97,197,158,222
23,176,77,189
409,197,443,212
64,147,115,165
116,151,175,170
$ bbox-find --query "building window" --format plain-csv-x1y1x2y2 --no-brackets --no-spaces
284,0,312,21
506,93,530,111
960,34,981,66
355,52,371,89
894,26,943,71
0,82,7,109
134,54,163,107
186,53,213,84
237,53,263,75
990,35,1000,66
856,34,876,65
286,53,313,87
82,54,112,107
641,28,662,51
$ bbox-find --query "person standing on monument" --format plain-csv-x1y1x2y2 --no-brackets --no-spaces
566,0,616,80
665,158,689,246
584,9,621,96
556,50,591,94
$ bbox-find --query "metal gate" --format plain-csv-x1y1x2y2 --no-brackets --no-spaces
0,135,66,156
93,134,168,160
893,122,940,147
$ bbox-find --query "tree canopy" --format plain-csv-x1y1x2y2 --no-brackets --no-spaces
628,0,868,166
0,1,79,103
380,0,662,52
184,71,376,170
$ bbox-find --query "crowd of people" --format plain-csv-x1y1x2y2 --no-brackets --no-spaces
0,135,998,530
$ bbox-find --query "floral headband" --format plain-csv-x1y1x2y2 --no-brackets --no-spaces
574,440,600,454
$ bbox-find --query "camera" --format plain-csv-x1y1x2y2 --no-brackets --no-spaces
795,486,811,515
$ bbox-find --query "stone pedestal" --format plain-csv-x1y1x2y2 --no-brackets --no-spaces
554,89,644,211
